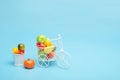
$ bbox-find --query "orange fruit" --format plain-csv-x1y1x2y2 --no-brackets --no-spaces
24,59,35,69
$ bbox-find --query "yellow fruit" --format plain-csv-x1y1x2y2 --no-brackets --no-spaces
44,38,51,47
44,47,53,54
51,44,56,51
12,48,19,54
44,45,56,54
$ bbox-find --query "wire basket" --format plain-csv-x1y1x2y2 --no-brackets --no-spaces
37,45,56,67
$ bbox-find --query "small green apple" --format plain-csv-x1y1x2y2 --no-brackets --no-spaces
37,35,47,43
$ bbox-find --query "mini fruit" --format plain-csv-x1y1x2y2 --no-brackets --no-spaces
36,42,41,47
19,50,24,54
47,52,55,58
44,38,51,47
38,50,46,59
12,48,19,54
37,35,47,43
39,43,45,50
18,43,25,50
24,59,35,69
38,50,45,55
44,46,54,54
39,53,46,59
51,44,56,51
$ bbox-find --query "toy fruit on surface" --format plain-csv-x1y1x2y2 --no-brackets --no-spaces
47,52,55,58
37,42,45,50
24,59,35,69
37,35,47,43
44,38,51,47
18,43,25,50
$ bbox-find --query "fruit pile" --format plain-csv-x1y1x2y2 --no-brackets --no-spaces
12,43,25,54
36,35,56,59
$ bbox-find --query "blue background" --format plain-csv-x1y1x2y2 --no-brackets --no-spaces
0,0,120,80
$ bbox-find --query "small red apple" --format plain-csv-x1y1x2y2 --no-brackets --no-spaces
36,42,45,50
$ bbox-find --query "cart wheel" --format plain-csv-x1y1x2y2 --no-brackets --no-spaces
37,57,49,68
56,50,71,69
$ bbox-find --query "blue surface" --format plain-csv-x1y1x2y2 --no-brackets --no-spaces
0,0,120,80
